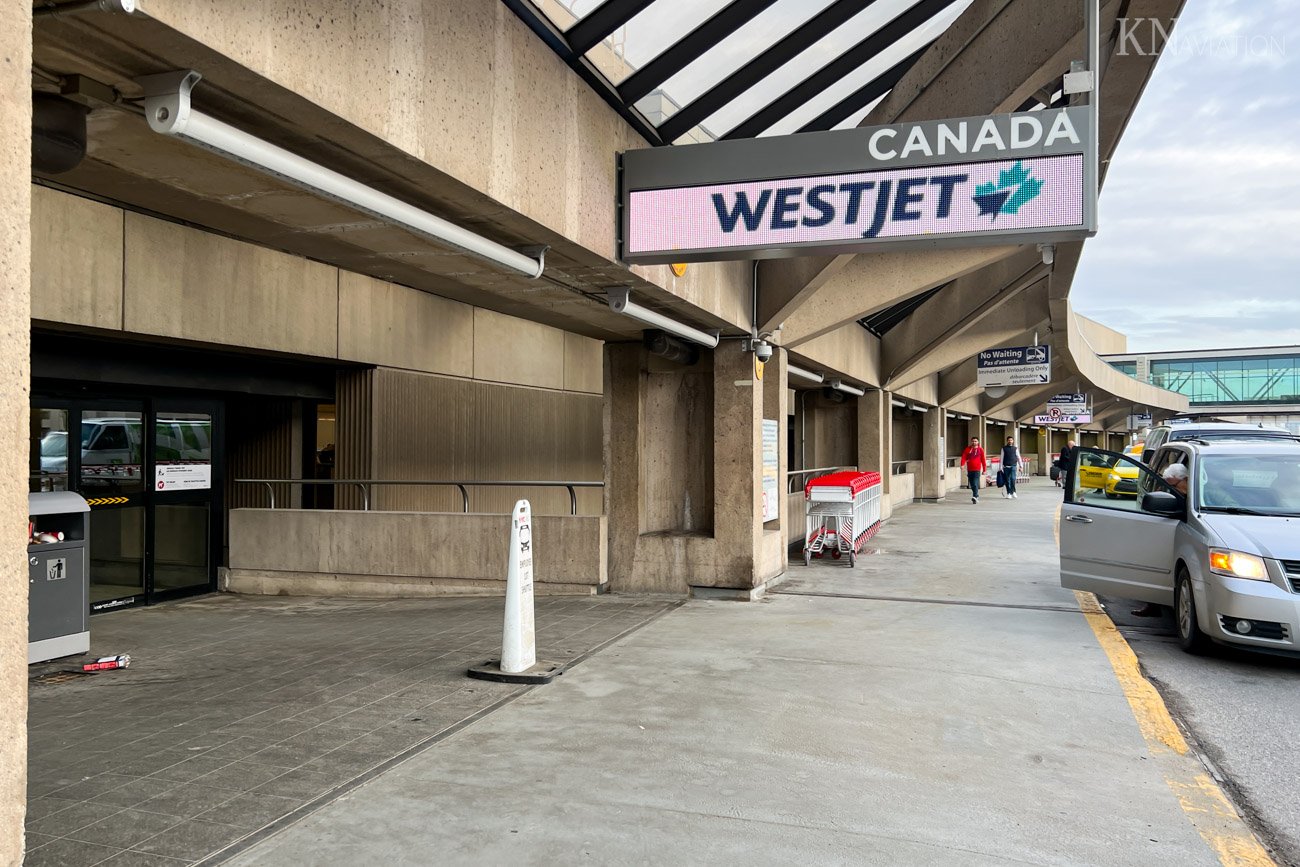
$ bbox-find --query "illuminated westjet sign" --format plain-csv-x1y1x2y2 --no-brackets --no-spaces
620,107,1095,264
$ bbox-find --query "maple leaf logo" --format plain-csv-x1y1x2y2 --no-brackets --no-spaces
971,161,1044,220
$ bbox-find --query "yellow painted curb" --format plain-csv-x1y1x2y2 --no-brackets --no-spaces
1072,589,1276,867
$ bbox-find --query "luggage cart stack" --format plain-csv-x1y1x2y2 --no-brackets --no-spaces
802,471,883,568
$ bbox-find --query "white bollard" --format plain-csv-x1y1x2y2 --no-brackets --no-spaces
501,499,536,673
467,499,562,684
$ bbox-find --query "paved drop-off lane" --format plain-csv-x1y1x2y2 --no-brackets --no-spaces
230,485,1221,866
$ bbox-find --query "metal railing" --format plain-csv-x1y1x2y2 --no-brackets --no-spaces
786,466,856,493
234,479,603,515
890,461,915,475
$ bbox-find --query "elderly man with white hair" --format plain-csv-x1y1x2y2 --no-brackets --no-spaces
1162,462,1190,496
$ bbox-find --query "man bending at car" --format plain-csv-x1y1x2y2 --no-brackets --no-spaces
1133,463,1190,618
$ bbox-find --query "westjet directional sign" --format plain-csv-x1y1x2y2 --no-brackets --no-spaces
620,107,1096,264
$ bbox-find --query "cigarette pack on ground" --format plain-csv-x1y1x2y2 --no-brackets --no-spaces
82,655,131,672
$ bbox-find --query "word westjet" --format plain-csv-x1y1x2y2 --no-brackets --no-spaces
712,173,971,239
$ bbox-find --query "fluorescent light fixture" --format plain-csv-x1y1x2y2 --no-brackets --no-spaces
910,404,929,413
787,364,824,384
136,70,545,279
891,399,907,408
830,379,865,397
607,288,720,348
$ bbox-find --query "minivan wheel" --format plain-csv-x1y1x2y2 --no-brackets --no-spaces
1175,569,1209,655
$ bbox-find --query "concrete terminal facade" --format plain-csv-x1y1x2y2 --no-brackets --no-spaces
4,0,1190,857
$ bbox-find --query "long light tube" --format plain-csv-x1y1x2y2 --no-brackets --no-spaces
830,379,865,397
607,288,720,348
787,364,824,384
137,70,545,279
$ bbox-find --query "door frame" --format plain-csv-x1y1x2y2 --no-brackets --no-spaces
1059,447,1182,604
31,389,224,610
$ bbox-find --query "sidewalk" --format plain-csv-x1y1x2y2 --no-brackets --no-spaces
227,483,1221,866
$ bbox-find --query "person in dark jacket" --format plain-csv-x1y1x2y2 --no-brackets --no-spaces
1057,439,1079,500
1001,437,1020,499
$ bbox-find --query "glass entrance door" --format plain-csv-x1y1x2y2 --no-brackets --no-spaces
151,403,218,599
29,396,221,610
79,403,148,609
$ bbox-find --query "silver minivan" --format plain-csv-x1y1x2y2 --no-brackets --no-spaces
1060,438,1300,655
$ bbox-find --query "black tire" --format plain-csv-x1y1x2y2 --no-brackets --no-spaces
1175,569,1210,655
1105,491,1117,499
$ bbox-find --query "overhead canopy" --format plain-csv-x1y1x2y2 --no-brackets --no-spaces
503,0,974,145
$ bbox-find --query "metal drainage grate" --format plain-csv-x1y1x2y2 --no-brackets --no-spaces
30,670,93,686
1220,616,1289,642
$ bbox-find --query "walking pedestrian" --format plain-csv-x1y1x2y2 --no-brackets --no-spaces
1001,436,1020,499
960,436,988,505
1058,438,1079,501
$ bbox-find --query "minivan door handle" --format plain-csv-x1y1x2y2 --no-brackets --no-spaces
1064,515,1093,524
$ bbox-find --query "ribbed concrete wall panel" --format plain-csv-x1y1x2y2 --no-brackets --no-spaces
370,369,601,516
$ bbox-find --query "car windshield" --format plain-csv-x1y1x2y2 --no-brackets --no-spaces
1197,455,1300,515
40,432,66,457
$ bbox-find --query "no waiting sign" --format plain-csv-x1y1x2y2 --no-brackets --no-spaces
977,345,1051,388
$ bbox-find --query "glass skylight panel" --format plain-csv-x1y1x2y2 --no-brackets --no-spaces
766,0,969,135
651,0,838,111
699,0,920,137
530,0,613,33
583,0,734,85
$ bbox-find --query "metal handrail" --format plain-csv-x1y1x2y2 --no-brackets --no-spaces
234,479,603,515
786,466,856,492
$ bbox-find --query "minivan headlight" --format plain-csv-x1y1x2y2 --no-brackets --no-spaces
1208,549,1269,581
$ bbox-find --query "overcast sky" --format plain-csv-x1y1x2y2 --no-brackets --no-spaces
1072,0,1300,353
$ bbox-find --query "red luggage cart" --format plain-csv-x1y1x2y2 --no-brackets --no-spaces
803,471,883,567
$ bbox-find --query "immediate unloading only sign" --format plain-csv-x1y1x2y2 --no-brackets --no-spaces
977,345,1052,387
620,107,1096,264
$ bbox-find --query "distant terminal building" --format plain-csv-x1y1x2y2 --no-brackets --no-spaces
1102,346,1300,433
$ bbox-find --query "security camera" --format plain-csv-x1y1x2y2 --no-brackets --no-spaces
752,339,774,363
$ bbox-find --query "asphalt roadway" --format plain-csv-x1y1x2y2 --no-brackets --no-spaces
1101,599,1300,865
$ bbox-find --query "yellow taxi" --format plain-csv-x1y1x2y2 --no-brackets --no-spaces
1076,452,1141,498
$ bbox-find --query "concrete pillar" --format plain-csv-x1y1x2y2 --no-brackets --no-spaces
856,388,890,495
603,343,642,592
920,406,945,501
1,1,32,858
858,388,893,519
605,341,781,597
708,343,772,591
966,416,986,450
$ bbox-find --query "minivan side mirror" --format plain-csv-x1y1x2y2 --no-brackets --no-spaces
1141,449,1155,464
1141,491,1184,517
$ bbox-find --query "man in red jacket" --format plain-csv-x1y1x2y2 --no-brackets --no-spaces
960,437,988,504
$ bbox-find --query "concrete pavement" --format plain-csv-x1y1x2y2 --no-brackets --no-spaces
228,483,1228,866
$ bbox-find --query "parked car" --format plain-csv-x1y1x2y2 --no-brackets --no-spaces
1060,438,1300,656
1141,420,1291,463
